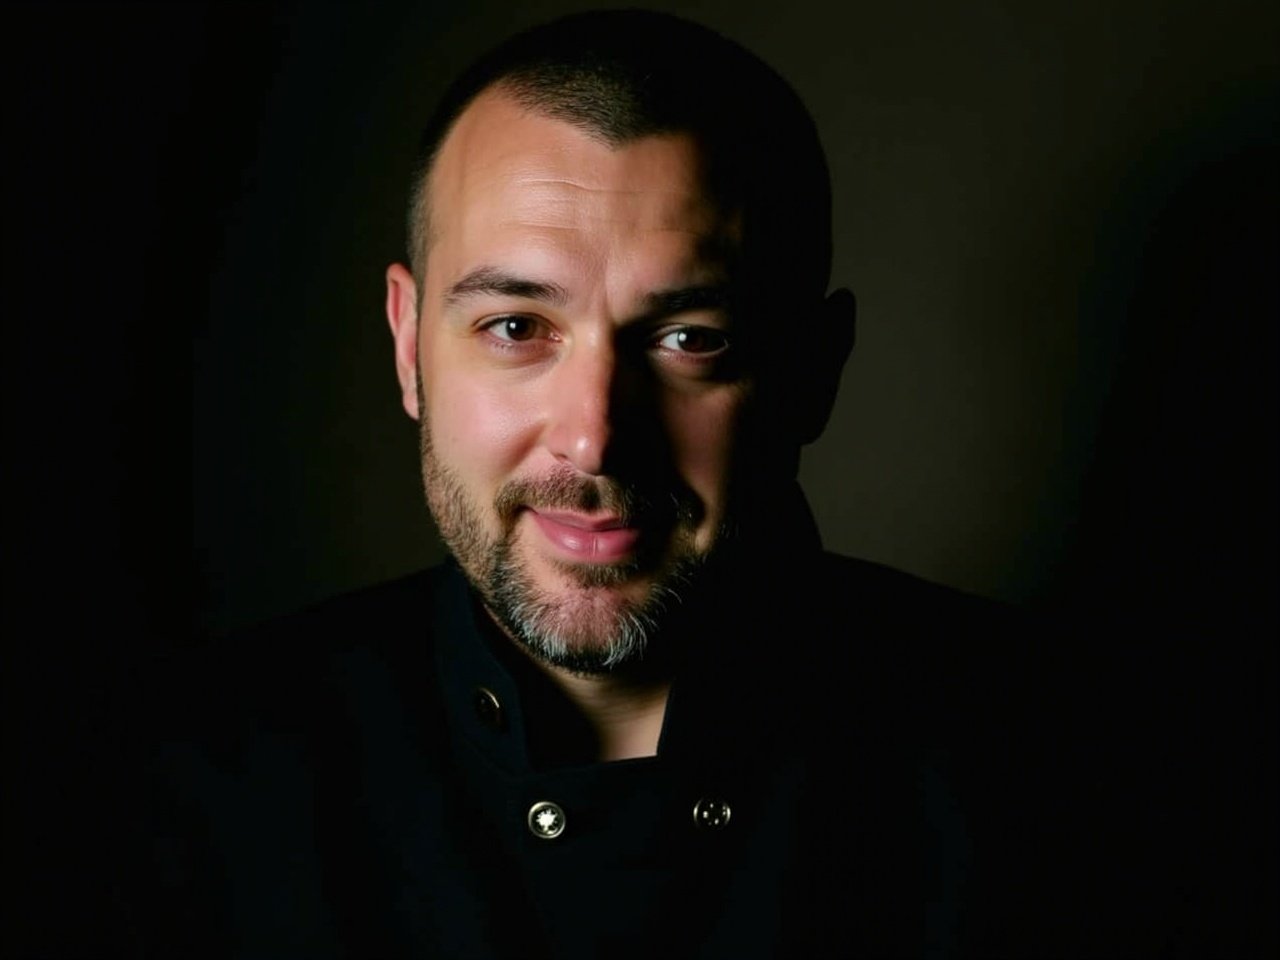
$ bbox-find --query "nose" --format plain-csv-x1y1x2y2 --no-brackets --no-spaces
543,339,624,477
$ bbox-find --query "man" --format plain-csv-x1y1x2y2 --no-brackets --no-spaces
150,10,1233,958
380,8,854,763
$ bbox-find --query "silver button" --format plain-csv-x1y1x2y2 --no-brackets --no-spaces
527,800,567,839
473,686,504,730
692,797,732,829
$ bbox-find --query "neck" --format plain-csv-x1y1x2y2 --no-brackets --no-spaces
475,600,674,764
535,665,671,762
470,483,819,764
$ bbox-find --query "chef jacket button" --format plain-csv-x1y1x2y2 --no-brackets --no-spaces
692,797,732,829
527,801,567,840
473,686,504,730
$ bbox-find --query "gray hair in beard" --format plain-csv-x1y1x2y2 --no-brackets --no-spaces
415,374,707,674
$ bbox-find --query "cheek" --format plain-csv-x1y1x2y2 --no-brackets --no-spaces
662,386,753,505
425,371,541,480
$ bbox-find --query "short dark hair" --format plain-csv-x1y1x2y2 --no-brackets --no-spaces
407,9,832,304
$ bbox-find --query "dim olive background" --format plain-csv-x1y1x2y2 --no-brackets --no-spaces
183,0,1277,633
4,2,1276,950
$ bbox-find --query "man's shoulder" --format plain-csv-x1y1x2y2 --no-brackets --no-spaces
802,551,1028,634
782,553,1054,742
169,567,455,741
809,551,976,599
147,568,465,955
241,566,448,646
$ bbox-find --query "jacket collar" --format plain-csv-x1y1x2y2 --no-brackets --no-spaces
430,482,824,775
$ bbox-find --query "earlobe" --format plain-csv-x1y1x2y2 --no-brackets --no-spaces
797,287,856,445
385,263,421,420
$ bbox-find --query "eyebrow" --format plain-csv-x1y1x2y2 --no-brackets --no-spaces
443,266,570,308
640,284,733,320
442,266,733,320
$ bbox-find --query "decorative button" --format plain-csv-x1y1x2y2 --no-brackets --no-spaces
473,686,504,730
692,797,732,829
527,801,566,839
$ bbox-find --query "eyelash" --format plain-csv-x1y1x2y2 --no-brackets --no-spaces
481,315,556,346
653,327,730,358
478,315,731,365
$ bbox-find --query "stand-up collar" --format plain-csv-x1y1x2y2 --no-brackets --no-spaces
430,481,825,777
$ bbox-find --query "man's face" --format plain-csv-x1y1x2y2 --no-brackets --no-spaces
389,89,773,673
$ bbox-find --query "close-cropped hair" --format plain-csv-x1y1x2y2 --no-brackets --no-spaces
406,9,833,307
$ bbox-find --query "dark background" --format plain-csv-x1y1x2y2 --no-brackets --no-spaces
178,0,1278,633
6,0,1277,952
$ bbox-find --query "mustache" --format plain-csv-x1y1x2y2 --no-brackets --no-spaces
494,468,697,527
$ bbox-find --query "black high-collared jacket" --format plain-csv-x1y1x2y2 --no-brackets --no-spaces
144,548,1264,957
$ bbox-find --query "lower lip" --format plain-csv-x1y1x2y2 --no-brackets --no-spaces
529,512,642,563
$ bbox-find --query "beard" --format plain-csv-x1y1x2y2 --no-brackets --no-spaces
416,387,715,675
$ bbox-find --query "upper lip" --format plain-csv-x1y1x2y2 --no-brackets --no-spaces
531,509,634,531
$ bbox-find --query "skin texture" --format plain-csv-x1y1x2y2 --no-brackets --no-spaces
386,89,853,757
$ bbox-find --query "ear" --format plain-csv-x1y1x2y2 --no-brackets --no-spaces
796,287,856,445
385,262,420,420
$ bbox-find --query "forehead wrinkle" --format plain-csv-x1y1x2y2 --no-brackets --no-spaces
425,91,744,297
514,175,693,197
487,218,716,240
485,179,719,233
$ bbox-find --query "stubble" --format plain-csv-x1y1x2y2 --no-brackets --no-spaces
416,376,707,674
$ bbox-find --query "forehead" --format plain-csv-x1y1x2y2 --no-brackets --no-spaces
421,89,739,290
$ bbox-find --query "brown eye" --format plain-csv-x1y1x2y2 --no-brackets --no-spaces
487,316,543,341
657,326,729,355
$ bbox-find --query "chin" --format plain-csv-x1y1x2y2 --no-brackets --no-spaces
485,541,694,674
493,582,664,674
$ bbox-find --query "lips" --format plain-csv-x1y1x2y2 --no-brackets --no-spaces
528,509,642,563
